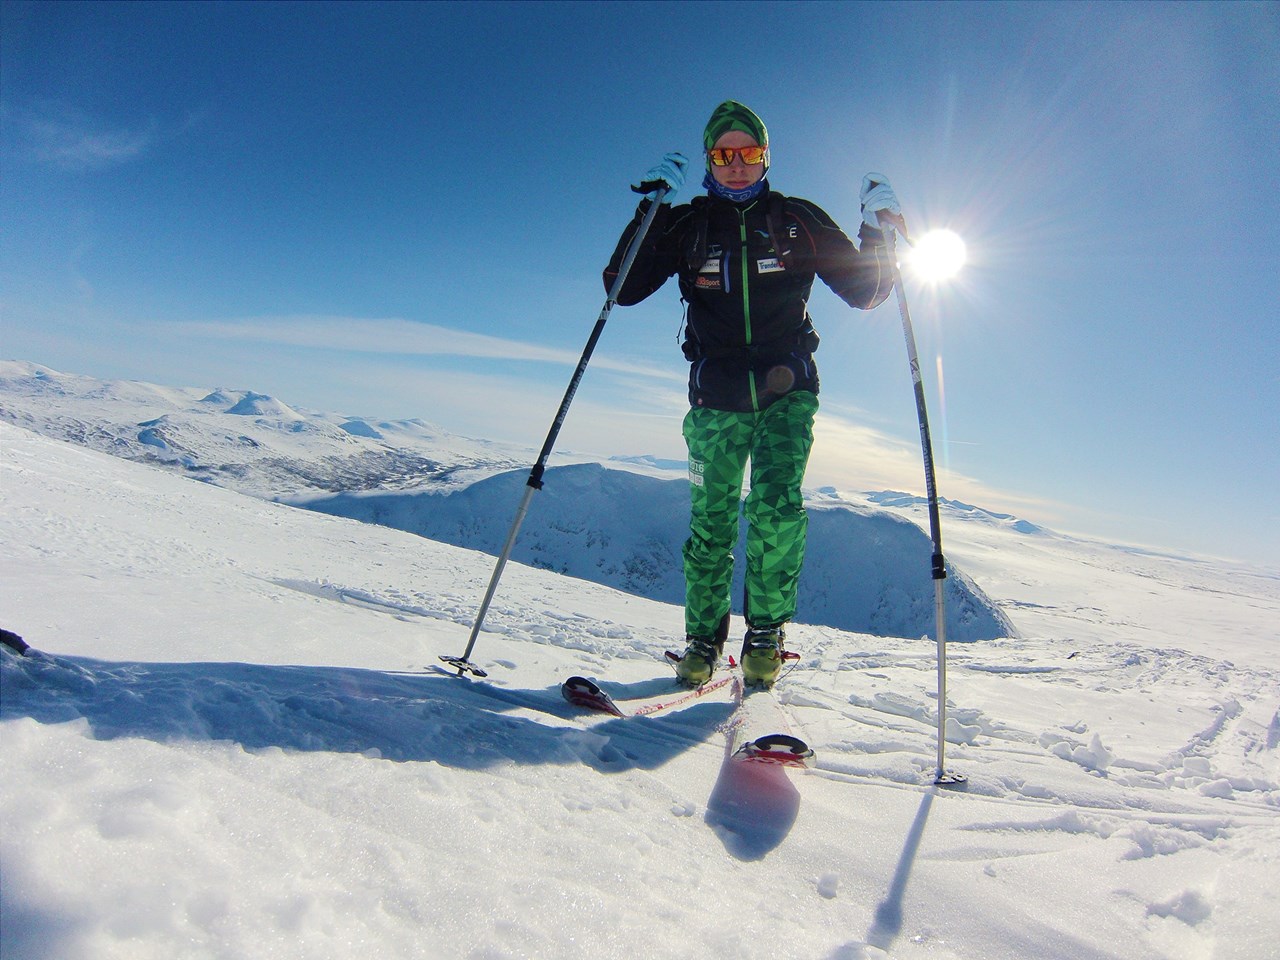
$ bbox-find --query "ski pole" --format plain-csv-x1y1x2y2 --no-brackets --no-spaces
441,188,668,678
879,213,966,786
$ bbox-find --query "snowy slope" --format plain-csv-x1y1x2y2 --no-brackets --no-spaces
299,463,1014,642
3,421,1279,960
0,361,1013,641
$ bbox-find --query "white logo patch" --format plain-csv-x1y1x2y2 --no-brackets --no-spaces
757,257,786,274
689,459,706,487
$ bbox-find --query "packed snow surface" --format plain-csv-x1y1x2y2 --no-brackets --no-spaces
2,367,1280,959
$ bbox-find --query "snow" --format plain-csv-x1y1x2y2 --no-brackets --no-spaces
0,360,529,498
3,371,1280,959
223,391,302,419
297,463,1014,643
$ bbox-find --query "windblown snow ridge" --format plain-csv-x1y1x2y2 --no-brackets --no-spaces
299,463,1016,642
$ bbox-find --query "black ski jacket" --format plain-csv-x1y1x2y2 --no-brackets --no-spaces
604,182,894,412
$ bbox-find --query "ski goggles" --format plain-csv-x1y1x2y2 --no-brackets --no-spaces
707,145,768,166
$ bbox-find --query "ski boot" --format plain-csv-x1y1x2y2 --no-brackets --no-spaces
741,624,786,688
674,636,722,687
672,612,730,687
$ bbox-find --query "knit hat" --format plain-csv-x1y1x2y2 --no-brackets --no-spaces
703,100,769,173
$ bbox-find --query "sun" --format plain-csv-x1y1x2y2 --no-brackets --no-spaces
908,229,967,282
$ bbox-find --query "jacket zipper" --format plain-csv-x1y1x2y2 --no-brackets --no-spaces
739,209,758,411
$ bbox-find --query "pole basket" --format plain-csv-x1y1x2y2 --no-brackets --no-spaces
439,655,489,679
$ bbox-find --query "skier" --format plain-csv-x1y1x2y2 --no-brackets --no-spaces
604,100,900,687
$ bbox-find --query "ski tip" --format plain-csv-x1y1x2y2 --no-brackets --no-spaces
562,676,603,697
560,676,624,717
734,733,815,768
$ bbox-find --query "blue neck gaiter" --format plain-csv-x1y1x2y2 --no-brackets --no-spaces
704,171,766,204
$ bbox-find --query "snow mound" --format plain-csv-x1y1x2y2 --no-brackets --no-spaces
339,418,384,439
199,388,240,405
301,462,1016,642
224,391,302,419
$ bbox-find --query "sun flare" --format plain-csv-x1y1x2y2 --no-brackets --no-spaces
909,230,967,282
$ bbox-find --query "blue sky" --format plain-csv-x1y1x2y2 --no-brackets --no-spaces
2,1,1277,566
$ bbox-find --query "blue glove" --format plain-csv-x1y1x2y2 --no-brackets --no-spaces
632,152,688,202
860,173,904,233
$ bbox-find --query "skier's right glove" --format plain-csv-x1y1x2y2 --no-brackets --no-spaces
632,152,688,202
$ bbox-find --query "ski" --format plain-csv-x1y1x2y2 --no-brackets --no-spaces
724,660,815,768
562,650,814,767
561,673,733,719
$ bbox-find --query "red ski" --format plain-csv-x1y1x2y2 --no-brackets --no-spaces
561,673,733,719
722,661,816,768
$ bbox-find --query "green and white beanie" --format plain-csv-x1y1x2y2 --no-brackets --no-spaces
703,100,770,173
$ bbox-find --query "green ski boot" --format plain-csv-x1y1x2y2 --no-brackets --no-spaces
741,625,786,688
674,637,722,687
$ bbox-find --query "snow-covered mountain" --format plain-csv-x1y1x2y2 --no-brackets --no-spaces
299,463,1013,642
2,416,1277,960
0,360,527,497
0,360,1013,641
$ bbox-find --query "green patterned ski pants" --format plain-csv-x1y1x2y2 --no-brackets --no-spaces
682,391,819,638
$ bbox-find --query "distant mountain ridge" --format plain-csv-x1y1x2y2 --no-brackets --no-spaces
0,360,1016,640
0,360,524,497
865,490,1049,536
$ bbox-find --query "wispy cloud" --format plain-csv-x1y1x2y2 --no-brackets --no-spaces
175,315,684,382
14,103,156,172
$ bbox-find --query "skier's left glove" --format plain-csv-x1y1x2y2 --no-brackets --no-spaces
632,152,689,203
860,173,905,234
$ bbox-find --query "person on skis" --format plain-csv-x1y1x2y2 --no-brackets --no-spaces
604,100,900,688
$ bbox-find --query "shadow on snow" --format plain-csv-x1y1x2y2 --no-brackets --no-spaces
0,649,735,774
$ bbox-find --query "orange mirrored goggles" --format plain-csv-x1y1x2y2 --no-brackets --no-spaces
707,145,768,166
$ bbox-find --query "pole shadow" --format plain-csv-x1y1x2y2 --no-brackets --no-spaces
866,789,935,953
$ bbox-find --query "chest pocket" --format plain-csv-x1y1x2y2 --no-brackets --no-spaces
684,195,814,278
752,222,791,278
694,253,724,291
762,199,814,276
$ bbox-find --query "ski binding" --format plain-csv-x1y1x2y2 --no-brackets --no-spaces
733,733,815,767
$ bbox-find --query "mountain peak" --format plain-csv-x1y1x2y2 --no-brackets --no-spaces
225,392,301,419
